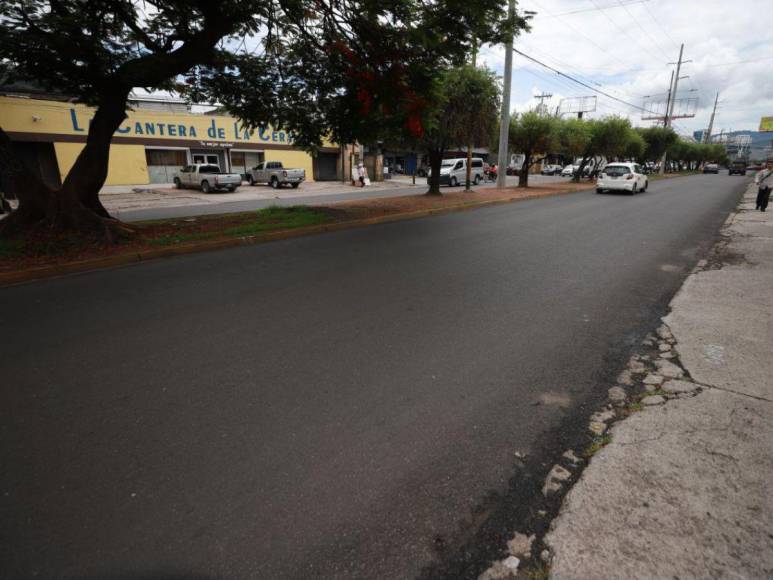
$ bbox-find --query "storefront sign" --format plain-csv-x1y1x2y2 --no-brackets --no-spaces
68,108,296,144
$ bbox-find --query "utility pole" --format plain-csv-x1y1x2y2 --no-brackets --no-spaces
662,70,674,128
659,44,690,175
465,37,478,191
534,92,552,117
496,0,515,189
704,91,719,144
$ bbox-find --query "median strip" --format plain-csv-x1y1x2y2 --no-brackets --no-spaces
1,182,593,285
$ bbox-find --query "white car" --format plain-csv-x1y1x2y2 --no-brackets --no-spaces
596,162,648,194
561,164,578,177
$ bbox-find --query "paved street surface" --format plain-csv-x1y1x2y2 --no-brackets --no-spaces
547,182,773,578
107,175,564,222
1,174,745,579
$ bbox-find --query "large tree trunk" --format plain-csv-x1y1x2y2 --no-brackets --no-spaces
60,89,131,218
574,155,591,183
0,90,135,241
518,153,530,187
426,150,443,195
464,143,473,191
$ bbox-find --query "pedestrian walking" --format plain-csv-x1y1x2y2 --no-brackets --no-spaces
755,162,773,212
357,163,368,187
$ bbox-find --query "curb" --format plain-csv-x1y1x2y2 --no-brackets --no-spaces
0,186,590,287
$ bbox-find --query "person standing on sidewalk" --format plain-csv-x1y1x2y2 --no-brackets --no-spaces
357,163,368,187
754,161,772,211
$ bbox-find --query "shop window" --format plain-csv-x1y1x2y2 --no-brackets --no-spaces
145,149,187,166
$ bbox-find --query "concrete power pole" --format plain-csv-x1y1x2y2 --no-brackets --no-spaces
704,92,719,144
465,38,478,191
534,92,553,117
496,0,515,189
659,44,688,175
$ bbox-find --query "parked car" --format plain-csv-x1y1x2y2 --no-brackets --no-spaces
248,161,305,189
596,162,648,195
427,157,485,187
703,163,719,174
561,164,578,177
174,164,241,193
541,164,562,175
728,161,747,176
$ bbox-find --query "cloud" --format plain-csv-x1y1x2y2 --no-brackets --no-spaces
477,0,773,133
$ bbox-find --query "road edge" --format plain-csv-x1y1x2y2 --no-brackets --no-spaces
0,185,589,287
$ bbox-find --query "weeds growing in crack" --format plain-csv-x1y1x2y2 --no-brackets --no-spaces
523,562,550,580
584,434,612,458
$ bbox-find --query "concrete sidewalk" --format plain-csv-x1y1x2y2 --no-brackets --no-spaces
545,183,773,578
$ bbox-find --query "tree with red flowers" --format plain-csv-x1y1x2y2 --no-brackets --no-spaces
0,0,520,240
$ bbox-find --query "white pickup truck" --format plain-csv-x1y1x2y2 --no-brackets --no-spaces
174,164,242,193
247,161,305,189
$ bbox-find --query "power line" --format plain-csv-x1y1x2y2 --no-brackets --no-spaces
527,0,633,72
614,0,671,61
588,0,655,58
543,0,652,17
514,48,660,117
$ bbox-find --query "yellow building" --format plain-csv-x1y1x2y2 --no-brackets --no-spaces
0,95,345,187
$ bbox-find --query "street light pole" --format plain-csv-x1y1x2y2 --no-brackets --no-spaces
496,0,515,189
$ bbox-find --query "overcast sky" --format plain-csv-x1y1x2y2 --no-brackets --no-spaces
477,0,773,135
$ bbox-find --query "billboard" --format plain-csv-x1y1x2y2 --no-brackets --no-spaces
558,96,597,115
760,117,773,132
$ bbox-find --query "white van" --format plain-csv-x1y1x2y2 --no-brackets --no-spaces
429,157,486,187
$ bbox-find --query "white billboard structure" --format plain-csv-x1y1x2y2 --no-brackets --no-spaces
721,134,752,159
557,96,597,118
641,97,698,122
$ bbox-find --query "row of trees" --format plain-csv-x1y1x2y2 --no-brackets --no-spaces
507,114,728,187
0,0,530,239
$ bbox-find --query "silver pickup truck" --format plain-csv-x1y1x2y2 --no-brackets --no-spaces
247,161,305,189
174,164,242,193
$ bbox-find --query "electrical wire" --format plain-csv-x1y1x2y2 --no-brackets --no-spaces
514,48,662,117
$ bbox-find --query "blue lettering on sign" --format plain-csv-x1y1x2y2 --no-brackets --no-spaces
158,124,165,136
217,127,225,139
116,125,130,134
189,126,197,137
144,122,155,135
70,109,84,132
134,122,144,135
178,125,187,137
168,124,177,136
278,131,286,143
207,119,217,138
271,131,278,142
233,122,241,140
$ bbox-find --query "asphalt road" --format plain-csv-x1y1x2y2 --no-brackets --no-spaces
1,173,746,579
114,174,565,222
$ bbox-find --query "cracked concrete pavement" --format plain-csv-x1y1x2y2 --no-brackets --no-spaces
545,183,773,579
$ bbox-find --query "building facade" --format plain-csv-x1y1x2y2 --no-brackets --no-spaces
0,95,346,188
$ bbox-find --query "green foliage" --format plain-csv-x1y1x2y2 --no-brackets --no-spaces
556,118,592,160
584,434,612,458
624,129,647,162
588,117,632,159
148,206,330,246
667,140,729,167
0,0,523,150
509,111,558,158
442,66,501,150
637,126,679,161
